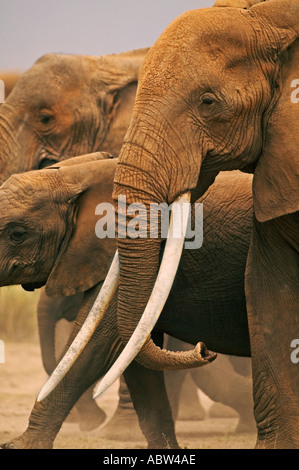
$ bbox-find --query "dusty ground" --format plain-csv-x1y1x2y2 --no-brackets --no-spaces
0,341,256,450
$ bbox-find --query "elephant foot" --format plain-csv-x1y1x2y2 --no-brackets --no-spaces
99,407,145,442
0,431,53,449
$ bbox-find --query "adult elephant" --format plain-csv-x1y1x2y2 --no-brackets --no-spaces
0,35,253,436
0,48,148,183
0,48,147,430
81,0,298,449
1,40,251,435
0,154,254,448
38,288,254,437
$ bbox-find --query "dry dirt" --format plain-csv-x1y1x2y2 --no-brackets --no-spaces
0,341,256,450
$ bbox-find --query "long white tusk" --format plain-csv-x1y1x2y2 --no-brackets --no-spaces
93,192,191,399
37,252,119,402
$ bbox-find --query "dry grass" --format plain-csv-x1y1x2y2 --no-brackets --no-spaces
0,286,40,342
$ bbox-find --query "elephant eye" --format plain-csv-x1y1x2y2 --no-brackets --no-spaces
198,93,219,118
39,114,51,125
10,230,27,243
202,97,214,105
201,94,216,106
36,110,55,129
37,158,58,169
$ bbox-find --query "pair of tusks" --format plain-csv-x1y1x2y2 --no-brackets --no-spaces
37,191,215,403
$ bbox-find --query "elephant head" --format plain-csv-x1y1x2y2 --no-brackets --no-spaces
37,0,299,402
0,153,117,296
0,48,148,183
83,0,298,390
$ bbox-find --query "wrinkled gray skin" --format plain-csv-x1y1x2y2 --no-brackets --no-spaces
0,154,254,448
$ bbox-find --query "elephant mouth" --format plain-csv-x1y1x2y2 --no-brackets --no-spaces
22,281,46,291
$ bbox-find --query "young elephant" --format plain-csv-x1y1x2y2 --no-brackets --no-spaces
0,153,253,448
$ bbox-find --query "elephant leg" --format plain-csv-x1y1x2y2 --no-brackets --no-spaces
55,319,106,431
97,375,144,441
228,355,252,377
165,337,255,431
123,360,179,449
164,336,205,421
37,290,106,431
197,355,255,431
246,213,299,449
191,354,255,432
1,288,121,449
101,332,179,447
71,385,106,432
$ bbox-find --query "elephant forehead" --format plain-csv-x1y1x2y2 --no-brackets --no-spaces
139,8,258,91
9,59,83,107
0,172,57,207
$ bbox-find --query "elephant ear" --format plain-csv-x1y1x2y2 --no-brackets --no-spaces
253,40,299,222
91,48,150,155
45,155,117,297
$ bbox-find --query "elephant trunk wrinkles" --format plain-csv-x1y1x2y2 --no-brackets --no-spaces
113,149,166,365
0,105,25,184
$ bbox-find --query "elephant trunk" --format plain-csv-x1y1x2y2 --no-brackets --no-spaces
38,100,216,400
0,103,25,184
91,141,217,398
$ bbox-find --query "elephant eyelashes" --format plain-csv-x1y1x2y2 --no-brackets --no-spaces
9,230,27,243
37,158,58,169
202,97,215,105
197,94,219,119
36,111,55,131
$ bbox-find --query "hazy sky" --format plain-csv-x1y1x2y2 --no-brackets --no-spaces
0,0,215,71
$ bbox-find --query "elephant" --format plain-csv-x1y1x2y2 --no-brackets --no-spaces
0,38,252,435
0,0,264,439
0,47,148,430
39,290,254,437
214,0,265,7
0,47,148,184
72,0,297,449
0,153,255,448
